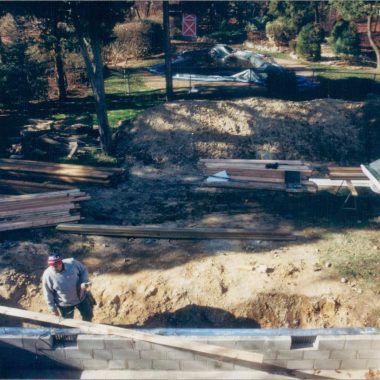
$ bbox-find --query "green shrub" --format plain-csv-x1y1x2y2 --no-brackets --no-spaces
296,23,323,61
113,20,163,58
265,17,296,47
0,41,48,105
329,20,360,57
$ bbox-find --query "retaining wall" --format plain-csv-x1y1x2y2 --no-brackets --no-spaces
0,328,379,372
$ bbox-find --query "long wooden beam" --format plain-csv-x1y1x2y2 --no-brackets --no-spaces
56,224,295,241
0,306,264,366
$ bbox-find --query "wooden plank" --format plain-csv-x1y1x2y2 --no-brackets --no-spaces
0,179,75,190
200,159,304,165
0,305,264,366
202,163,311,173
0,214,81,231
56,224,294,240
0,189,80,203
204,181,313,193
0,158,124,174
0,203,77,217
328,166,362,173
309,178,371,188
329,173,367,180
0,196,89,212
0,162,111,179
346,180,358,197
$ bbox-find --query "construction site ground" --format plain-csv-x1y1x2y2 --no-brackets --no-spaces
1,94,380,330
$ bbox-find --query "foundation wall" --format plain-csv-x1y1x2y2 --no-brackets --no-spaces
0,328,379,371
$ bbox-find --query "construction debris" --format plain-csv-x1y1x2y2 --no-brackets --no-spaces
0,158,125,185
56,223,295,240
0,189,89,232
199,159,317,193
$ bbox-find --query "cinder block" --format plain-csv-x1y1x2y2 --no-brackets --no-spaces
152,359,180,370
276,350,304,360
237,338,266,351
127,360,153,369
371,336,380,350
180,360,208,370
134,340,152,350
108,359,128,369
0,336,24,349
330,350,357,359
64,347,92,359
367,359,380,368
340,359,368,369
314,359,341,370
358,350,380,359
22,335,53,351
165,349,195,360
93,349,112,360
286,360,315,370
140,350,167,360
264,336,291,350
112,348,140,360
303,350,330,360
77,335,105,350
81,359,108,369
344,336,372,350
263,351,277,360
317,336,345,350
207,359,234,370
104,337,134,350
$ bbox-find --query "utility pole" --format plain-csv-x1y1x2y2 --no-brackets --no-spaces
163,0,173,100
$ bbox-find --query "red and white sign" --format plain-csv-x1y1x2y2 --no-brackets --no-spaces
182,14,197,37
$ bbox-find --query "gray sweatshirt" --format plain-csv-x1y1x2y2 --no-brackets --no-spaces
42,258,89,311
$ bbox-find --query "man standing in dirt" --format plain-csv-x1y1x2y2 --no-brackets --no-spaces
42,253,94,321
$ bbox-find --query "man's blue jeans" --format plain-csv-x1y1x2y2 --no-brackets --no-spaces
58,294,93,321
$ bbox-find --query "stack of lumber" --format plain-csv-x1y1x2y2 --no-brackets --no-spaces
56,223,295,241
0,189,89,232
0,158,124,185
328,166,367,181
199,159,317,193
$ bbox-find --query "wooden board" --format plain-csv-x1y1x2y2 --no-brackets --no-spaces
0,306,264,366
56,224,295,240
200,159,304,165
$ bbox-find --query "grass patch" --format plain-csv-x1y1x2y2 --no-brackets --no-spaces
60,151,118,167
320,230,380,292
108,109,141,129
247,48,293,61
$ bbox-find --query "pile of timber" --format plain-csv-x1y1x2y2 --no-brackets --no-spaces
328,166,367,181
199,159,317,193
56,223,295,241
0,158,125,185
0,189,89,232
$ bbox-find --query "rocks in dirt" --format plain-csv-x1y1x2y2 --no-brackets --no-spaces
257,264,274,274
313,263,322,271
325,262,332,268
341,277,348,283
145,286,158,299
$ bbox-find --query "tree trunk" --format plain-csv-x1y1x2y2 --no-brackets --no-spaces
163,1,173,100
74,22,111,154
52,16,66,101
89,31,111,153
54,39,67,101
367,14,380,72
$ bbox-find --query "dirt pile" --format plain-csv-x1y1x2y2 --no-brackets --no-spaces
119,97,364,166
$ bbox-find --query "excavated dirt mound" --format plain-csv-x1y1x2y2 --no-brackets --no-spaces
118,97,365,166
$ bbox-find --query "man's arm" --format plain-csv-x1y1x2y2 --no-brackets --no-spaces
42,274,58,315
74,260,90,285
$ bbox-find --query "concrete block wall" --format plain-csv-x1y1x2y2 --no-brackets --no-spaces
0,328,379,371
